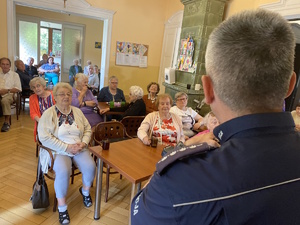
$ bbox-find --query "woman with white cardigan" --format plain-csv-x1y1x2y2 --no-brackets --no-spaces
138,94,185,146
38,82,95,225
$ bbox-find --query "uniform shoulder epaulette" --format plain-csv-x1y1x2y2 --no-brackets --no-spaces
156,143,215,175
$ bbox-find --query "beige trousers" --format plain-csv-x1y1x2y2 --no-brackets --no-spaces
0,94,14,115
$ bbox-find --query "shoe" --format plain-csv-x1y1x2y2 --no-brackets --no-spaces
1,122,10,132
58,210,70,225
79,187,92,207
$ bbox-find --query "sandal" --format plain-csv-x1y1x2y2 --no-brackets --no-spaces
79,187,92,207
59,210,70,225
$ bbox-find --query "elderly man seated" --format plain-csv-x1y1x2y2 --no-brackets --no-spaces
15,59,33,96
0,57,22,132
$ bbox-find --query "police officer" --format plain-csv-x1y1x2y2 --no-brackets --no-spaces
131,9,300,224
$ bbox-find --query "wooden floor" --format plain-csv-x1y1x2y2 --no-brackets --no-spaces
0,105,132,225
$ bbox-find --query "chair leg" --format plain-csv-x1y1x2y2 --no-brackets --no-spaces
71,167,75,184
53,193,57,212
105,166,110,203
36,143,39,158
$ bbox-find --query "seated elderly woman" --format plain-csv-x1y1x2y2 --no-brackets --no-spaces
101,85,146,120
71,73,103,128
37,56,60,86
38,82,95,225
138,94,185,146
142,82,160,114
97,75,125,102
170,92,203,138
29,77,56,142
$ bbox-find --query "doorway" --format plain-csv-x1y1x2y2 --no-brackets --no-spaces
17,15,84,82
7,0,115,89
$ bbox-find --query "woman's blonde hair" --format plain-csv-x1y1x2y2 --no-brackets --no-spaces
74,73,88,87
53,82,72,96
155,94,173,108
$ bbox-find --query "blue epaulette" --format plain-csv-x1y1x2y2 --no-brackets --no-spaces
156,143,214,175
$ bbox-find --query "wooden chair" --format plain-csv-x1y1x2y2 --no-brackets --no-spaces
36,137,81,212
93,121,132,202
20,89,34,111
9,92,21,124
120,116,145,138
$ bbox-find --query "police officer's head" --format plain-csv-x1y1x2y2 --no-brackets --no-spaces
204,9,296,117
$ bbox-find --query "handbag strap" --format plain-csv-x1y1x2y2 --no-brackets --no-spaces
36,157,45,183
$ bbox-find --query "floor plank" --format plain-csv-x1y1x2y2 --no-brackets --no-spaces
0,109,131,224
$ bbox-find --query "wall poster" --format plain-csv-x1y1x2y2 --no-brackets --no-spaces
176,36,196,73
116,41,149,68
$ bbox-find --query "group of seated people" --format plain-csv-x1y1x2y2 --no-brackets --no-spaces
137,92,220,147
15,54,60,94
2,53,218,224
26,70,219,224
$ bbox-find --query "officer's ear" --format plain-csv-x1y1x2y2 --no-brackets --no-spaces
286,71,296,98
202,75,215,105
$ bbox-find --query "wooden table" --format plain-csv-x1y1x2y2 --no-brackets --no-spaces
89,138,164,221
98,102,124,121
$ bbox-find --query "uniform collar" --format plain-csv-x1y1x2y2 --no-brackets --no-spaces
213,112,295,144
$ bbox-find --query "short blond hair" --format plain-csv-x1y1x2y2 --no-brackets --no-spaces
53,82,72,96
74,73,88,87
155,94,173,108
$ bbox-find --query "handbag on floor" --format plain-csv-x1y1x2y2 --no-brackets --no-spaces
30,158,50,209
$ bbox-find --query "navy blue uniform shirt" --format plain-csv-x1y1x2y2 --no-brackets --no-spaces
131,112,300,225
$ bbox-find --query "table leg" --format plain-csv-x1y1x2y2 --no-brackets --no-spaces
137,182,141,192
129,183,136,225
131,183,136,201
94,158,103,220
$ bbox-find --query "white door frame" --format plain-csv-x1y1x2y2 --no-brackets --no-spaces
158,10,183,93
260,0,300,19
7,0,115,88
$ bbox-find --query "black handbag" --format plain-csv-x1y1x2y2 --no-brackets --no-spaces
30,159,50,209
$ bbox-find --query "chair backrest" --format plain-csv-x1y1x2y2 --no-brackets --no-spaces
93,121,127,145
120,116,145,138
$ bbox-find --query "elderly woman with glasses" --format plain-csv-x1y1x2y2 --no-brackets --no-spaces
97,75,125,103
38,82,95,225
170,92,203,138
29,77,56,142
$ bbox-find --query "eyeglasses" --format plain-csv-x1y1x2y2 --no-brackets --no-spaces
176,98,187,101
57,93,72,97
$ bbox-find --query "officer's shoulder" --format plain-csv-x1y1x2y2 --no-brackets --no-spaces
156,143,216,175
